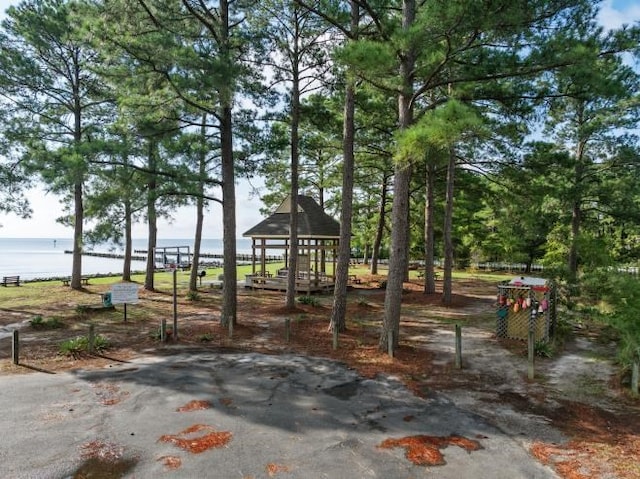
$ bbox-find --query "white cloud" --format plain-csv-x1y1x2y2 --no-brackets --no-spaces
598,0,640,30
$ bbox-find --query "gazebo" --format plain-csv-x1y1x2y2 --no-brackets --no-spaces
242,195,340,293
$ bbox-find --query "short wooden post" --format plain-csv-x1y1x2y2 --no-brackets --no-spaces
160,319,167,342
528,330,535,380
388,330,394,358
12,330,19,365
632,360,639,396
332,326,338,350
172,269,178,341
454,324,462,369
88,324,95,353
284,318,291,343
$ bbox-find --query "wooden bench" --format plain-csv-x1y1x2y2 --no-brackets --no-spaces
62,277,91,286
1,275,20,287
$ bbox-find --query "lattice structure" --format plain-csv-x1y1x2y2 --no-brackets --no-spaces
496,278,556,342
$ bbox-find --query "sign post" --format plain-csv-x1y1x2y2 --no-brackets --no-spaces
110,283,140,322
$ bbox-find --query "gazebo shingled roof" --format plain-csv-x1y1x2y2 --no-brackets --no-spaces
243,195,340,239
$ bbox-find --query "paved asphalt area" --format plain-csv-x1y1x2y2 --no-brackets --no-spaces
0,351,558,478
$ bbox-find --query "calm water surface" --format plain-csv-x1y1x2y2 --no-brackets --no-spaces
0,238,253,280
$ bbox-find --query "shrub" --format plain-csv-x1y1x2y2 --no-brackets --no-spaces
30,315,63,329
598,275,640,368
59,334,110,357
186,290,201,301
297,295,319,307
30,315,44,328
534,340,553,358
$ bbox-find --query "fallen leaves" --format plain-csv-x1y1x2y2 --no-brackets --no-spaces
379,434,483,466
159,424,232,454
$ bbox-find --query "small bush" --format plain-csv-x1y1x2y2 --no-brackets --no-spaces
30,315,44,327
534,340,553,358
356,296,369,307
30,315,63,329
186,290,201,301
59,334,110,357
199,333,214,342
60,337,88,357
297,295,319,307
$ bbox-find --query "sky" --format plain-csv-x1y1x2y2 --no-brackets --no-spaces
0,0,639,239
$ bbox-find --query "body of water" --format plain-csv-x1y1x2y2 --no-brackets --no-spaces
0,238,255,281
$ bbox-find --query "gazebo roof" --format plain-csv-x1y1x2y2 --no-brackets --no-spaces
243,195,340,239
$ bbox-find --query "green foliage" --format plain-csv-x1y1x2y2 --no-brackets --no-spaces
297,295,320,307
30,315,63,329
30,315,44,327
59,334,110,357
594,274,640,367
186,290,201,301
534,340,553,358
199,333,214,342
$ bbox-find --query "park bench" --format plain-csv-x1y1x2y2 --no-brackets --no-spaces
62,276,91,286
1,275,20,287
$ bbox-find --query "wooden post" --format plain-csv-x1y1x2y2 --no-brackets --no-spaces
454,324,462,369
123,303,128,323
388,330,394,358
632,360,639,396
228,319,233,339
88,323,95,353
172,269,178,341
528,330,535,380
161,319,167,342
332,326,338,350
284,318,291,343
12,330,19,365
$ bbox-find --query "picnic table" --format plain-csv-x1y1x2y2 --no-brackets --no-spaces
62,277,90,286
417,271,440,280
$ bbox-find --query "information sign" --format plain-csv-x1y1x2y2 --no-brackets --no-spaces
110,282,140,304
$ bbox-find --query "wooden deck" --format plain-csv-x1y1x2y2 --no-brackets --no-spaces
244,273,334,294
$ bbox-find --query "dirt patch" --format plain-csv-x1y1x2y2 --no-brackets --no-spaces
1,276,639,478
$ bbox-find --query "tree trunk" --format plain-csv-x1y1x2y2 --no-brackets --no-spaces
123,198,132,282
330,2,358,333
442,145,456,305
220,104,237,326
190,114,207,291
370,175,388,275
423,162,436,294
568,138,586,282
380,0,415,353
285,52,301,310
70,180,83,289
144,140,158,291
219,0,237,327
